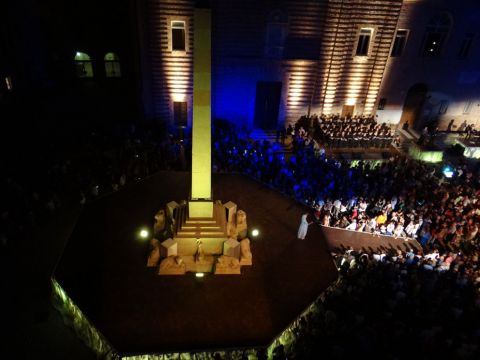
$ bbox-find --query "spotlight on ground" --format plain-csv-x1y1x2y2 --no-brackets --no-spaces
442,165,454,178
139,229,149,239
195,273,204,278
251,229,259,237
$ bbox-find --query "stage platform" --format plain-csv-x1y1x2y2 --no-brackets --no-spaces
320,226,422,254
408,142,443,163
454,138,480,159
53,172,337,356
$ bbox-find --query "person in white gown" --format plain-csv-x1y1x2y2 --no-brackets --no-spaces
297,213,311,240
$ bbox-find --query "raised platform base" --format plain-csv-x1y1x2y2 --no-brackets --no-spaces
158,255,216,275
408,143,443,163
214,255,241,275
52,172,338,355
152,198,252,275
455,139,480,159
184,255,215,273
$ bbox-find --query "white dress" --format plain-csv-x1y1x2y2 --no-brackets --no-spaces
297,214,309,240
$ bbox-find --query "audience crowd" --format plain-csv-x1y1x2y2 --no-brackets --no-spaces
269,245,480,359
1,124,189,253
4,116,480,359
214,120,480,253
212,119,480,358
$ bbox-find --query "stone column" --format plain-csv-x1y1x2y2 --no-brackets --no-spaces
189,7,213,218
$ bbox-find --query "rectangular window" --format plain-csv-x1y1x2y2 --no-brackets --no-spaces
391,30,408,57
378,98,387,110
356,28,373,56
438,100,448,115
172,21,186,51
422,32,446,56
463,101,473,114
458,33,475,59
173,101,188,127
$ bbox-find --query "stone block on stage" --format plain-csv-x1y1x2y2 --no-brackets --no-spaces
214,255,241,275
154,209,166,236
223,238,240,259
223,201,237,237
223,201,237,220
161,238,178,258
158,256,186,275
239,238,252,266
147,239,161,267
236,210,248,240
166,201,179,219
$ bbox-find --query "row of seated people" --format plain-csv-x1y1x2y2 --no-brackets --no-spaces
310,113,378,125
295,114,395,148
319,121,391,135
322,129,394,148
319,119,394,148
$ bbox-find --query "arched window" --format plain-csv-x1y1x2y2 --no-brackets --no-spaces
74,51,93,78
265,10,288,59
104,52,121,77
422,13,452,57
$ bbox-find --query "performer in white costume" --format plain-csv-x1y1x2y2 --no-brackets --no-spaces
297,213,311,240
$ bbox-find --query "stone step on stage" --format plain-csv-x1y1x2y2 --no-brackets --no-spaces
174,204,228,255
184,217,218,224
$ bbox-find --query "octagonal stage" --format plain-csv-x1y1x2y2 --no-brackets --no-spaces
53,172,337,355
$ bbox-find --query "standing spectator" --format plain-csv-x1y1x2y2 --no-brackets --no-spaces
446,119,455,132
297,212,312,240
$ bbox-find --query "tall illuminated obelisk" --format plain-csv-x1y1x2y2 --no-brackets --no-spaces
154,6,252,275
189,7,213,218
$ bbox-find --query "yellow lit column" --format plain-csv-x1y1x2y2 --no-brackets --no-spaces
189,8,213,218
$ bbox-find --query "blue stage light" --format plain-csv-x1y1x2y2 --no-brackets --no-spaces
442,165,454,178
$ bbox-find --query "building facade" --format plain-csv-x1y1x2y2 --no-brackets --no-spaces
139,0,480,132
378,0,480,131
3,0,477,134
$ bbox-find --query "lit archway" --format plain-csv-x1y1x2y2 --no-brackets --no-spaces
104,52,121,77
74,51,93,78
400,83,428,131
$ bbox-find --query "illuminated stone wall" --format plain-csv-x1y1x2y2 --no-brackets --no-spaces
314,0,403,117
140,0,479,129
145,0,194,124
142,0,402,127
281,1,327,123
